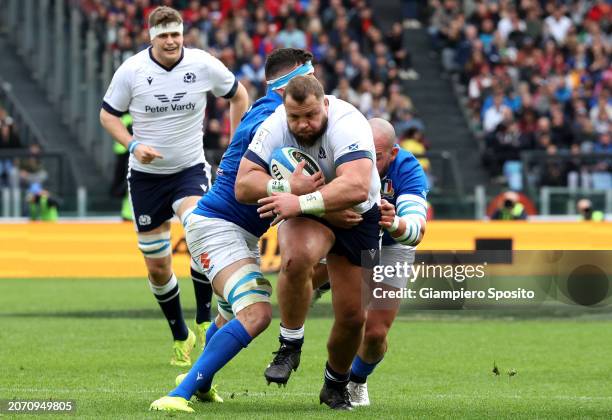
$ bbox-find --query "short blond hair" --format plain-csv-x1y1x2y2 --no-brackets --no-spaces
148,6,182,28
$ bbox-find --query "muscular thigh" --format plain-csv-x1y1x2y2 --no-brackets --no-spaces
278,217,334,263
327,254,368,316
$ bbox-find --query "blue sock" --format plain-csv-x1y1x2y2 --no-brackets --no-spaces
205,321,220,346
349,355,381,384
169,318,251,399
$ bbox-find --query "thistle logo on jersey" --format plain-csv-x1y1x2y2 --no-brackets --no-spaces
269,147,322,181
184,72,196,83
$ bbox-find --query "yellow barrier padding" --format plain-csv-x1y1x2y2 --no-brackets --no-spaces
1,221,611,278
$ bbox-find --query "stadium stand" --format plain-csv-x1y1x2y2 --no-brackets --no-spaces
429,0,611,194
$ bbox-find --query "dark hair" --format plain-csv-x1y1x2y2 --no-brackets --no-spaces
283,76,325,103
149,6,182,28
265,48,313,80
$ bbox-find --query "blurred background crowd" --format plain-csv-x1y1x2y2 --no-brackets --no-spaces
429,0,611,191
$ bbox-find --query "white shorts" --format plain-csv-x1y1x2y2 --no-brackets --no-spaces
380,243,415,289
184,214,261,282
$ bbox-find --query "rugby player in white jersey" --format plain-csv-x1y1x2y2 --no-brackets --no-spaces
99,6,249,367
235,76,381,410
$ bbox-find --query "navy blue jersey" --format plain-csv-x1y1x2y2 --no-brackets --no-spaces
193,90,283,236
381,147,429,246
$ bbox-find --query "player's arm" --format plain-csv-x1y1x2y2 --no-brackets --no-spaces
236,157,323,204
99,109,162,164
380,194,427,246
227,82,249,140
100,63,161,163
235,157,272,203
99,109,132,149
316,158,372,212
256,158,372,223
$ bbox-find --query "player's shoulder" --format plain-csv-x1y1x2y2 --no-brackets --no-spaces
390,147,427,187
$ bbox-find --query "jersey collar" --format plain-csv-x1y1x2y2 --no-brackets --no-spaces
148,47,185,72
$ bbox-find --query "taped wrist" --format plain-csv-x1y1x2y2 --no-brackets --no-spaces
387,215,400,232
298,191,325,216
267,179,291,195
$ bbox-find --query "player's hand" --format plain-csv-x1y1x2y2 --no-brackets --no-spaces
323,209,363,229
257,193,301,226
379,199,396,229
133,144,163,164
289,161,324,195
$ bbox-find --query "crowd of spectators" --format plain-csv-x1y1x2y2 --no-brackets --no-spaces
78,0,426,171
429,0,611,191
0,104,49,194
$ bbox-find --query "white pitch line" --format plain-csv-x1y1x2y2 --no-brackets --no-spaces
0,388,610,402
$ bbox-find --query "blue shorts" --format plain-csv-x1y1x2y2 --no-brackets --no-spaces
306,205,381,268
127,163,210,232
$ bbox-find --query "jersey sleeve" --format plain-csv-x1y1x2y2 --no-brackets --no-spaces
329,112,374,168
394,156,429,221
102,63,133,117
243,109,285,171
206,53,239,99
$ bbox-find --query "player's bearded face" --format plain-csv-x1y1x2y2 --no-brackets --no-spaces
152,32,183,66
285,96,329,146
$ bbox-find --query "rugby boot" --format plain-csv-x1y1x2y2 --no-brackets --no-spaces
347,381,370,406
319,382,353,411
175,373,224,403
170,329,196,367
149,396,194,413
264,343,301,386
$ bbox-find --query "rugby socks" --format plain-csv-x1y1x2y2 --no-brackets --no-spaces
169,318,252,399
148,274,189,341
350,355,381,384
205,320,220,345
279,323,304,349
191,267,213,324
324,361,350,390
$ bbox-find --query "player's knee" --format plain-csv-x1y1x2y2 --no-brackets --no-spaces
363,324,389,348
336,307,366,331
146,261,172,284
237,302,272,336
281,248,319,277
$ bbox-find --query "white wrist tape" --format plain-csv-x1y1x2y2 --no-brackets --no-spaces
149,22,184,40
298,191,325,216
387,215,400,232
266,179,291,195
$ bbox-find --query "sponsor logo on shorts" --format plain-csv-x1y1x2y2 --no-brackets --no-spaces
200,253,211,269
138,215,152,226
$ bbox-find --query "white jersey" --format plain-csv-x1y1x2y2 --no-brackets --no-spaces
103,47,237,174
246,95,381,214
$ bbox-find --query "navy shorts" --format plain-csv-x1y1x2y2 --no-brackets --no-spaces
127,163,210,232
307,205,381,268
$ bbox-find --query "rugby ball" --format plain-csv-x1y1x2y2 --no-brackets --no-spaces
269,147,322,181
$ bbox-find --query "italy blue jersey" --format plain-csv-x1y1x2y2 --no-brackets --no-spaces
193,90,283,236
381,147,429,246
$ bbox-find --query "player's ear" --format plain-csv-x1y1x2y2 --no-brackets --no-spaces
323,97,329,109
391,145,399,159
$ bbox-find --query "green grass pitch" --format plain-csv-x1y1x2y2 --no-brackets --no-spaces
1,278,611,419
